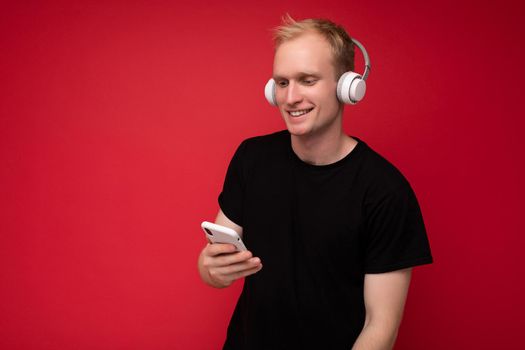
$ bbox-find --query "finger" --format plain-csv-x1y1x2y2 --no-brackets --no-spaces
206,243,237,256
204,251,252,269
210,263,262,286
231,263,263,280
214,257,260,275
213,251,253,266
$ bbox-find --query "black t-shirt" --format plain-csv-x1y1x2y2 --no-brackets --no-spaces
218,130,433,350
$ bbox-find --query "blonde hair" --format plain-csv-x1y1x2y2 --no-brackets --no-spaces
273,14,355,78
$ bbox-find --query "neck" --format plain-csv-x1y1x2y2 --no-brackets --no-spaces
290,121,357,166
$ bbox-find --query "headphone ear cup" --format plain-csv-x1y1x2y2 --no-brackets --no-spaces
337,72,366,104
264,79,277,106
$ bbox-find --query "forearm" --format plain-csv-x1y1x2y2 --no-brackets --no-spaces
351,321,398,350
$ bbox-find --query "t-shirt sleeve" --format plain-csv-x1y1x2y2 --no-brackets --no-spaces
363,182,433,274
218,140,247,227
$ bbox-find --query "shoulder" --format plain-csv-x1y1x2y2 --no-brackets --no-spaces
228,130,290,185
237,129,289,159
356,138,414,197
353,140,424,221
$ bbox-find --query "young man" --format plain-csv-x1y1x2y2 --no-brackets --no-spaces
198,16,433,350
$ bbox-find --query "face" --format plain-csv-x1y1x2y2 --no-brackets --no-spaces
273,32,343,138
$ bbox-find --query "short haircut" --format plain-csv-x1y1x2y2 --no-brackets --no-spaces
273,14,355,79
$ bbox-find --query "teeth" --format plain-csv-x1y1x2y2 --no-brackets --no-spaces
289,109,312,117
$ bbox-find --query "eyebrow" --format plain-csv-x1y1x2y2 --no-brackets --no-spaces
272,72,320,80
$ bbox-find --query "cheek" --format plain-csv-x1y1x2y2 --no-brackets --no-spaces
278,106,288,119
319,90,340,109
313,82,338,103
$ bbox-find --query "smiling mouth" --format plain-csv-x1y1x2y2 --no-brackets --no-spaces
288,108,314,117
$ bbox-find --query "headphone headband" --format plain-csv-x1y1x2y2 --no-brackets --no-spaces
351,38,371,81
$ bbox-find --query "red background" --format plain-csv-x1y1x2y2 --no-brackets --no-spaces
1,1,524,349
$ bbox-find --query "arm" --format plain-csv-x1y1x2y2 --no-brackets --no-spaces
351,268,412,350
197,209,262,288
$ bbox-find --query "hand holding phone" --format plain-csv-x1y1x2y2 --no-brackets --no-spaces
198,221,261,288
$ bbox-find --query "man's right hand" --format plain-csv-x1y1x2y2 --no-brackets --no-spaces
198,242,263,288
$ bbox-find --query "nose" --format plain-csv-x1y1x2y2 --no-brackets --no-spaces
285,81,303,105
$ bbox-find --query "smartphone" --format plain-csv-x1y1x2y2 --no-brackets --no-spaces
201,221,247,251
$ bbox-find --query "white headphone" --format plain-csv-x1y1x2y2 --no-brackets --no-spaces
264,38,371,106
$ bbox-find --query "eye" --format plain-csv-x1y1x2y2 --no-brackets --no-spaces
302,78,317,85
277,80,288,88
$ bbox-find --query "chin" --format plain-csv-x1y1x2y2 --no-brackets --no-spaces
285,123,311,137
